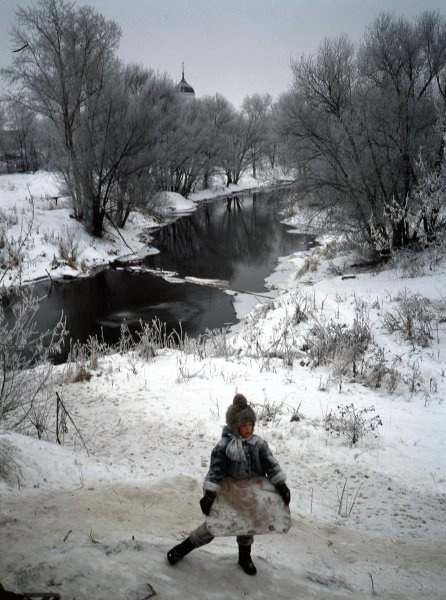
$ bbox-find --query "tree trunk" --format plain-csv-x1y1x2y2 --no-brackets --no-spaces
91,199,104,238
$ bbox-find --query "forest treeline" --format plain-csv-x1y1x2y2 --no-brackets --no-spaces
1,0,445,254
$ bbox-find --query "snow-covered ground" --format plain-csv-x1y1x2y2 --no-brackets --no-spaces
1,172,445,599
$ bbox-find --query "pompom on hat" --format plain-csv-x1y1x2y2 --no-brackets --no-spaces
226,393,256,433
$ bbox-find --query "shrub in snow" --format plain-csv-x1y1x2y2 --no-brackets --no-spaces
0,222,31,272
304,301,372,377
288,291,312,325
356,346,387,389
296,255,320,278
383,290,438,348
178,326,233,359
290,403,304,422
0,206,19,228
175,353,204,382
200,327,233,359
0,285,66,433
325,403,382,447
56,225,83,268
63,349,93,383
0,200,67,435
254,396,286,424
62,335,115,383
134,317,183,357
409,159,446,246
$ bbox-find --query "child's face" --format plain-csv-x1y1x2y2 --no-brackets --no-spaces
238,421,254,438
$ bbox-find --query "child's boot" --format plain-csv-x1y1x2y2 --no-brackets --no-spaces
238,544,257,575
167,537,195,565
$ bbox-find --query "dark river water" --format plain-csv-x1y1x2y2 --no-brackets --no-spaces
144,191,313,291
31,187,314,355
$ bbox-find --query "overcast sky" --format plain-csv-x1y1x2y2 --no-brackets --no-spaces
1,0,445,108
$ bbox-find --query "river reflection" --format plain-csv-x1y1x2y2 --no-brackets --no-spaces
146,190,314,292
30,186,313,358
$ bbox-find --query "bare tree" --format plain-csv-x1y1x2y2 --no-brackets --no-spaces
242,93,272,177
199,93,236,188
153,95,210,197
277,11,446,255
359,11,446,248
6,101,40,171
217,93,272,185
2,0,121,230
73,63,179,234
218,110,255,186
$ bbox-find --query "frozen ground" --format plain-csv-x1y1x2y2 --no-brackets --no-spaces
1,172,445,599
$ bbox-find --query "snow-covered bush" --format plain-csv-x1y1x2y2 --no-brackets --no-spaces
135,317,182,357
0,285,66,431
383,290,438,347
296,255,320,278
57,225,83,269
325,403,382,447
288,290,312,325
357,346,388,389
63,344,93,383
254,396,286,424
180,326,233,360
0,218,32,273
0,206,19,228
412,160,446,244
304,302,372,376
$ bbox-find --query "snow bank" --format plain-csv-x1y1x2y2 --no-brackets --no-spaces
153,190,197,214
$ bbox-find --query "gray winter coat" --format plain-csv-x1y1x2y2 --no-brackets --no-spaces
204,425,286,493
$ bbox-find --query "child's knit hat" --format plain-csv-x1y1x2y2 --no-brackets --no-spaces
226,393,257,433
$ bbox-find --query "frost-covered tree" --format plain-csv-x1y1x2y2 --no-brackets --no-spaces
199,93,236,188
153,95,211,197
277,11,446,255
109,67,179,227
213,93,273,185
73,63,178,234
2,0,181,236
241,93,272,177
2,0,121,234
359,12,446,248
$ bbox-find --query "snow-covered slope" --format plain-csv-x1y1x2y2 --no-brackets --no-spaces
1,172,445,599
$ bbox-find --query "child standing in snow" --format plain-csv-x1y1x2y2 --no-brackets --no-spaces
167,393,291,575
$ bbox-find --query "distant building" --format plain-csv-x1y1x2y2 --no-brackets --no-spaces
177,63,195,98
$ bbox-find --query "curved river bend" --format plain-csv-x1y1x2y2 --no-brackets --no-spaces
32,187,314,356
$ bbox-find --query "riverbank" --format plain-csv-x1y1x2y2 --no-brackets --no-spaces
0,170,291,288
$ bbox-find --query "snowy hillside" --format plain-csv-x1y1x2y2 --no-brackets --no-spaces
0,172,445,599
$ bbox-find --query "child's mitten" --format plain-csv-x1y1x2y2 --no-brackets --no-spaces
275,482,291,505
199,490,217,515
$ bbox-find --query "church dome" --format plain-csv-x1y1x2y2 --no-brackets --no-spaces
177,64,195,96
